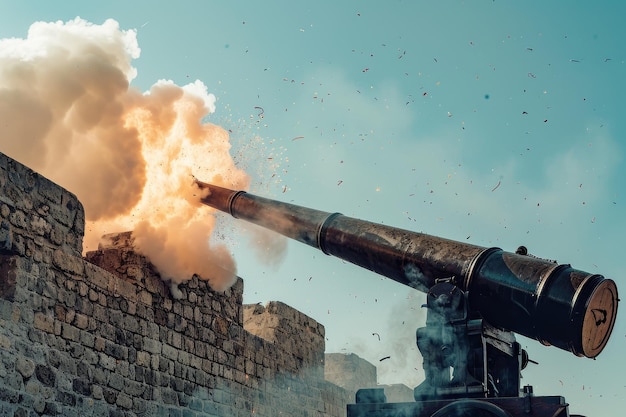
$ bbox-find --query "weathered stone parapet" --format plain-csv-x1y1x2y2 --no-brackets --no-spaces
85,232,245,346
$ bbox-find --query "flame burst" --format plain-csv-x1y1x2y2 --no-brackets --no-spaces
0,18,249,291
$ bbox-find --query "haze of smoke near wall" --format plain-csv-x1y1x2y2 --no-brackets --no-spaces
0,152,364,416
0,17,251,292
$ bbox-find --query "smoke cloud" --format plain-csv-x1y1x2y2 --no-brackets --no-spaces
0,17,249,291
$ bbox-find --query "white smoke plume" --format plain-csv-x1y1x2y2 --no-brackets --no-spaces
0,17,249,291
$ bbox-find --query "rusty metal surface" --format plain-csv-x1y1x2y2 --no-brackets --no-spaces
196,181,618,358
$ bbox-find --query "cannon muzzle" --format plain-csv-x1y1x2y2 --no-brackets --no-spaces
196,181,618,358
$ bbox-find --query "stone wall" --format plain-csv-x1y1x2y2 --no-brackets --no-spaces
0,152,352,417
244,301,325,379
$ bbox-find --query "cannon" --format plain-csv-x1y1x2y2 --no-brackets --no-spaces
195,180,618,417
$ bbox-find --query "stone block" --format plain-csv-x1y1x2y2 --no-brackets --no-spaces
143,338,162,355
56,390,77,406
115,392,133,410
102,387,118,404
72,377,92,396
15,357,35,379
0,255,18,301
52,249,85,276
61,323,80,342
34,364,56,387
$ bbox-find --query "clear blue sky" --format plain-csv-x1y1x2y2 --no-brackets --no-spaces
1,1,625,416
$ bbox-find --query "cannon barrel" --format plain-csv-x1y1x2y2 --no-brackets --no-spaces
196,181,618,358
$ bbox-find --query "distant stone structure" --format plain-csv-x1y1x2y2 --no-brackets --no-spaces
324,354,413,404
325,353,377,395
0,151,409,417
